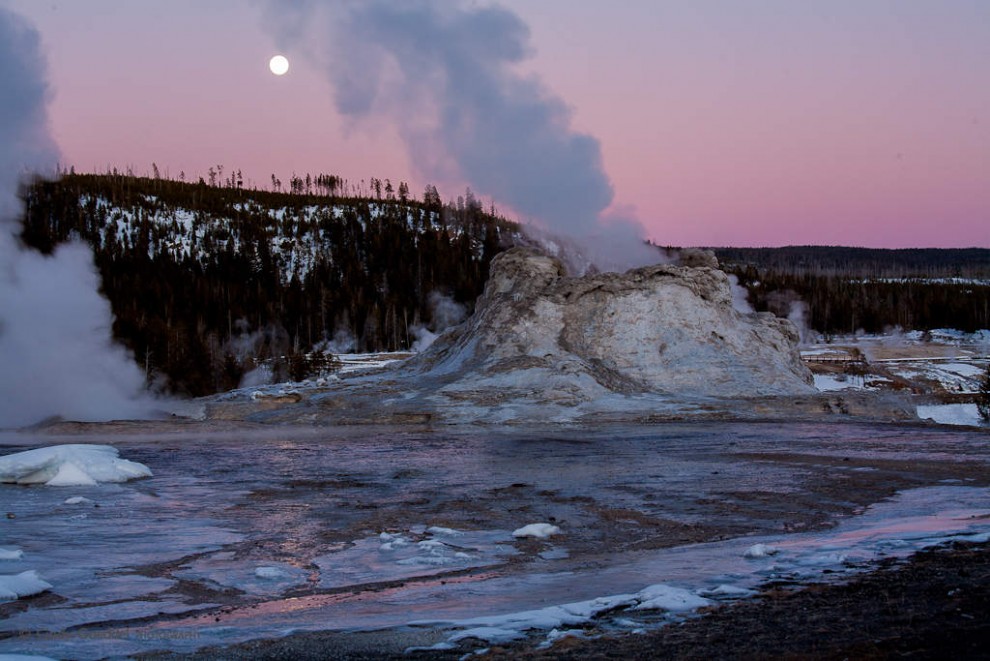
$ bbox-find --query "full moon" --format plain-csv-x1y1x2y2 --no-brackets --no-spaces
269,55,289,76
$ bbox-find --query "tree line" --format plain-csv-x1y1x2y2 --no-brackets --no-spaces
715,247,990,336
20,172,515,396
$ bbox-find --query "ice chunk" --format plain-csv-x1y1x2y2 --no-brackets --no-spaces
512,523,561,539
744,543,780,558
0,570,52,601
699,584,756,599
64,496,93,505
0,548,24,560
634,584,711,612
379,532,411,551
426,526,462,536
450,626,526,644
0,445,152,486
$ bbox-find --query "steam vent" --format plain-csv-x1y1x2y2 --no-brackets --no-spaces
209,246,869,425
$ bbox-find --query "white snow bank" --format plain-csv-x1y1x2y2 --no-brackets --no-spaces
445,585,709,646
744,543,780,559
450,626,525,644
426,526,462,536
633,584,711,612
813,373,867,392
512,523,561,539
0,445,151,486
917,404,984,427
0,548,23,561
0,570,52,601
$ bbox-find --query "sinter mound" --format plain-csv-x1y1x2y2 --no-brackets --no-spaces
208,248,915,424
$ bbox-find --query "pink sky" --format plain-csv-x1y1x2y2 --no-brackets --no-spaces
8,0,990,248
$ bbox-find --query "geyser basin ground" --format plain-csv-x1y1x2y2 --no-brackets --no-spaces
1,421,989,659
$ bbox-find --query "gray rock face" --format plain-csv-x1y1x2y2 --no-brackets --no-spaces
406,247,814,405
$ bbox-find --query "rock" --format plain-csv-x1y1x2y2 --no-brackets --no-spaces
407,247,813,403
208,247,898,424
674,248,719,269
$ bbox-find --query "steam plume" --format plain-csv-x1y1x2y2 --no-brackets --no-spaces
265,0,660,272
0,7,158,428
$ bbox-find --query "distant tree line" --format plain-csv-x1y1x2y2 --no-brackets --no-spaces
20,172,515,396
715,247,990,336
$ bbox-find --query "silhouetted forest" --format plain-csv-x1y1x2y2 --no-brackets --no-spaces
20,171,516,395
715,246,990,336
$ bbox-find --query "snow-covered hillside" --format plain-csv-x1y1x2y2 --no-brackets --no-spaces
81,193,458,285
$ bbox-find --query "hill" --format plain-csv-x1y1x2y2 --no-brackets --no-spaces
19,171,517,395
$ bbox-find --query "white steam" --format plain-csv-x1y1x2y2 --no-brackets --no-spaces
787,299,810,346
264,0,661,273
727,274,754,315
411,291,467,352
0,7,159,428
764,289,812,346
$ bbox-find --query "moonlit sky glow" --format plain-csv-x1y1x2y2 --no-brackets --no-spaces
268,54,288,76
6,0,989,248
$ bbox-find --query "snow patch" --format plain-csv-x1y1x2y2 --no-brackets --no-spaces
744,543,780,559
0,445,152,486
449,626,525,644
0,570,52,602
917,404,984,427
512,523,561,539
0,549,23,561
633,584,711,612
813,373,866,392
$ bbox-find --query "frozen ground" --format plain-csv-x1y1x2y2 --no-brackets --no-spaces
802,329,989,427
1,422,989,658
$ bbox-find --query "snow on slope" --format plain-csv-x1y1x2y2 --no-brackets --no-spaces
79,195,456,285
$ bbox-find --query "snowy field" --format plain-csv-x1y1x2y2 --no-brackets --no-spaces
2,422,989,658
802,329,989,427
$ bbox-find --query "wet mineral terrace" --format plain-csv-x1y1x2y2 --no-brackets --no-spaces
1,421,989,658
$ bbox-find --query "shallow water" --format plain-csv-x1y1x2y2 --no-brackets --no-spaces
1,422,989,658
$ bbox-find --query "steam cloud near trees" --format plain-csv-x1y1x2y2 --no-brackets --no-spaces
0,7,158,428
264,0,661,273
